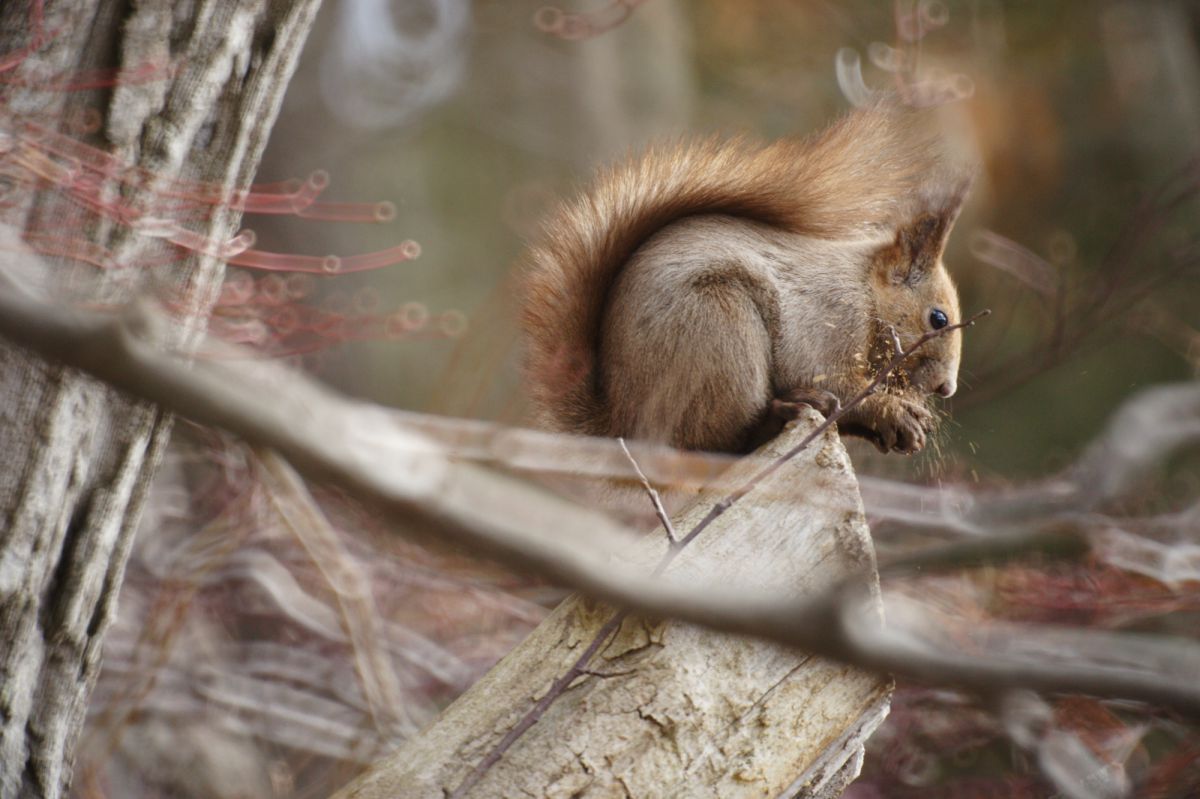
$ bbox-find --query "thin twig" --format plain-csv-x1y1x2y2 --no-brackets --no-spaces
618,437,678,544
446,612,628,799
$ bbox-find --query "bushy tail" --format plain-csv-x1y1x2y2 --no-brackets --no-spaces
520,104,955,435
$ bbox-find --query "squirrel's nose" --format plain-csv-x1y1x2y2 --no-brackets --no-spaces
935,380,956,398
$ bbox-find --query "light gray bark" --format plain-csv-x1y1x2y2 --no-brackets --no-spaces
334,414,892,799
0,2,321,796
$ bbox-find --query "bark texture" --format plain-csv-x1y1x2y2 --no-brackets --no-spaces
0,2,321,797
336,411,893,799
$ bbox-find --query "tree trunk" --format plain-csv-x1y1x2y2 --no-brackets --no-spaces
0,2,321,796
334,412,892,799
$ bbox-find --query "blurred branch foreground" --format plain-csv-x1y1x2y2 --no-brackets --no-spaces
336,417,891,799
7,271,1200,795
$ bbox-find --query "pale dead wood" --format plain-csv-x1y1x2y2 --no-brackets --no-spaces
336,412,892,799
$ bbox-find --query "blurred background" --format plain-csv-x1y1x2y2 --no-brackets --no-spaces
73,2,1200,797
249,0,1199,482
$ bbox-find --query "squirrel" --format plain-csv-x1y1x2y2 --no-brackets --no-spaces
520,104,971,456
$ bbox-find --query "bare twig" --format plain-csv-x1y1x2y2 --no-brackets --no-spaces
446,611,628,799
618,437,678,544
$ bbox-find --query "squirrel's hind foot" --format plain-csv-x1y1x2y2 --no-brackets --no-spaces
770,387,841,420
742,387,840,451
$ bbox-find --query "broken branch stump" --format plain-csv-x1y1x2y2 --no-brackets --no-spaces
334,410,892,798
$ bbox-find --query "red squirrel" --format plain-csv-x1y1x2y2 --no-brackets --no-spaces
521,104,970,455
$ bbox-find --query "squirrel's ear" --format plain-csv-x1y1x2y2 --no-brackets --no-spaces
880,174,971,285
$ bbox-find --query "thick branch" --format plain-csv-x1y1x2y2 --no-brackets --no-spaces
1,291,1200,718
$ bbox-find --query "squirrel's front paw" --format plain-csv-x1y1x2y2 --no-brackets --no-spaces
842,394,934,454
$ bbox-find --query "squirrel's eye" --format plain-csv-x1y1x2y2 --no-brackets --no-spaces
929,308,949,330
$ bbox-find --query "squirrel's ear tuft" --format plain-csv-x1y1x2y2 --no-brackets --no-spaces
883,173,972,285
